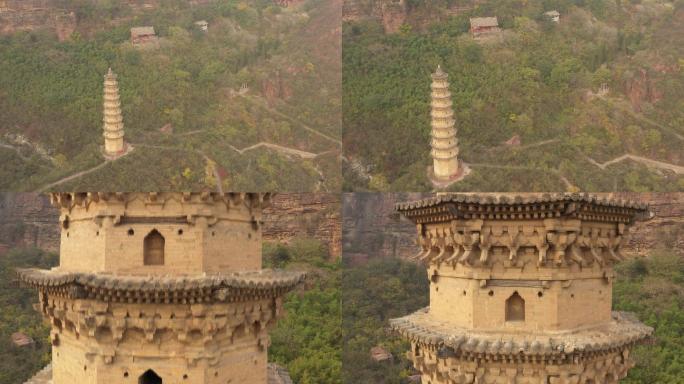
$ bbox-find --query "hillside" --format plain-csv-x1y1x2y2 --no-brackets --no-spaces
0,0,341,191
343,0,684,191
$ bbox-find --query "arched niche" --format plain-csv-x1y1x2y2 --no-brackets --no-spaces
143,229,165,265
505,291,525,322
139,369,162,384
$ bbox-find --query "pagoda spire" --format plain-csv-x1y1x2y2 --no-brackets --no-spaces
430,65,460,180
102,68,125,156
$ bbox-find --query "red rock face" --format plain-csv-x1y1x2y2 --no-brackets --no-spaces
625,68,662,112
379,1,407,34
263,193,341,259
0,193,59,253
610,192,684,257
261,71,293,105
0,1,76,38
342,0,408,33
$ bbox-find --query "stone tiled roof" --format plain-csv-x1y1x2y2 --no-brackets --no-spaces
130,26,156,36
390,308,652,359
396,193,647,211
395,193,648,224
470,17,499,28
17,268,305,303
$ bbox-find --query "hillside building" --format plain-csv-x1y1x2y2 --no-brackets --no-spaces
195,20,208,32
545,10,560,23
392,194,653,384
130,26,158,46
19,192,305,384
11,332,35,348
469,17,501,39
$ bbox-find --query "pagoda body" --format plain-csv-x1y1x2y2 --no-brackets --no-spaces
19,192,304,384
391,194,652,384
430,66,460,181
102,69,127,158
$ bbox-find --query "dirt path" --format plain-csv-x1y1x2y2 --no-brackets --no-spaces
469,163,577,190
36,161,111,192
33,137,331,193
237,142,318,158
0,143,31,162
239,95,342,146
488,138,560,152
586,154,684,174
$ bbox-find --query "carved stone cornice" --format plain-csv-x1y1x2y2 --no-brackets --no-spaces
50,192,274,212
409,344,636,384
39,295,281,366
412,221,629,268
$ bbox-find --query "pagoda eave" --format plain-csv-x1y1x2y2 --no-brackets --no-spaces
17,268,306,303
390,309,653,362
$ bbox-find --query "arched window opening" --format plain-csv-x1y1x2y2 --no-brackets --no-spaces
139,369,162,384
505,291,525,322
144,229,165,265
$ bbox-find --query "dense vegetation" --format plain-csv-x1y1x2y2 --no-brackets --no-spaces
342,258,428,383
341,249,684,383
343,0,684,191
267,239,342,384
0,0,341,191
614,251,684,383
0,248,57,384
0,238,341,384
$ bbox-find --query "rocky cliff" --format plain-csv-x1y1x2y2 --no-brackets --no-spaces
609,192,684,257
342,193,684,265
0,193,59,254
0,193,342,259
342,0,478,33
342,192,428,265
343,0,409,33
0,1,76,40
264,193,341,259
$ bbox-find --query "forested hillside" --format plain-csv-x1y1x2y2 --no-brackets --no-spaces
343,0,684,191
0,0,341,191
